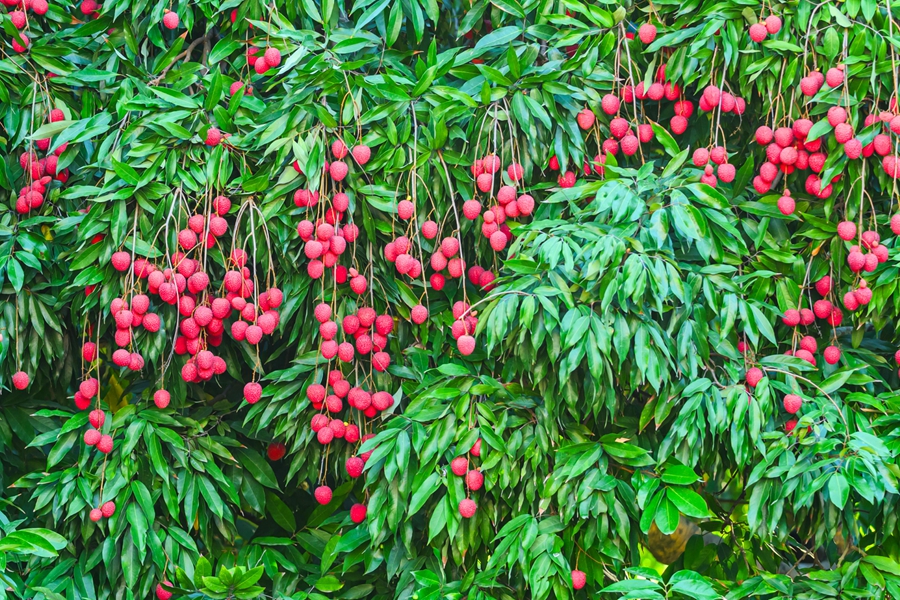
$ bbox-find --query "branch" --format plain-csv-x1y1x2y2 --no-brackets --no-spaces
150,34,210,85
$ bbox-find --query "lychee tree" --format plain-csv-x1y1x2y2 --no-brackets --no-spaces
2,0,900,599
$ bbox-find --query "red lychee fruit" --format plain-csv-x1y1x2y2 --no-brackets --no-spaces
111,251,131,272
746,367,764,387
314,485,333,505
89,508,103,522
162,11,179,29
352,145,371,165
570,569,587,591
350,503,367,523
100,501,116,517
457,335,476,356
466,469,484,491
749,23,767,42
621,135,639,156
89,409,105,429
837,221,856,241
411,304,428,324
346,456,365,478
459,498,477,518
244,382,262,404
824,346,840,365
576,108,595,130
153,389,170,409
267,442,286,461
156,581,173,600
638,23,657,44
783,394,802,414
601,94,620,115
451,456,468,476
777,193,795,216
84,429,101,446
97,435,113,454
813,300,833,319
329,161,348,181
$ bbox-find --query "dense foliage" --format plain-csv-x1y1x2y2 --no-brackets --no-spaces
3,0,900,598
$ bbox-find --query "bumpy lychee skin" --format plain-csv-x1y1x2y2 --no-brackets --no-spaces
156,581,173,600
783,394,803,414
352,145,371,165
153,389,170,409
749,23,767,42
111,251,131,272
466,469,484,491
12,371,29,390
458,498,477,518
777,194,795,216
470,439,482,457
97,435,114,454
638,23,657,44
450,456,468,476
314,485,333,505
783,310,801,328
572,569,587,590
457,335,476,356
89,508,103,522
84,428,101,446
244,382,263,404
576,108,595,130
411,304,428,324
823,346,840,365
765,15,782,34
162,11,179,29
601,94,620,115
350,503,367,523
746,367,764,388
837,221,856,241
826,66,844,87
346,456,365,478
101,500,116,517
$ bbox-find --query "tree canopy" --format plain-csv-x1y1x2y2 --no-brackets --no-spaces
2,0,900,599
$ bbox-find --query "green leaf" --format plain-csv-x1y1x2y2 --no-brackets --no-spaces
234,448,280,489
666,487,709,518
827,473,850,509
660,465,700,486
314,575,344,592
266,492,296,532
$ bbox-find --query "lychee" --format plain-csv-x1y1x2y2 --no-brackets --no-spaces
162,11,180,29
314,485,333,505
350,503,367,523
746,367,764,387
638,23,657,44
458,498,477,518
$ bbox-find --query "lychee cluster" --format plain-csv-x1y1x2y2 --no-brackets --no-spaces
246,45,281,75
451,301,478,356
312,303,392,372
691,145,737,188
751,121,831,199
451,438,483,518
427,236,465,291
461,189,532,254
779,275,842,366
384,235,423,280
82,408,114,454
88,500,116,523
16,138,69,214
748,15,782,42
